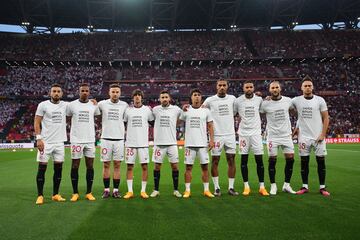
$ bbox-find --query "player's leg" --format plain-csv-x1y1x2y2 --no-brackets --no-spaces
102,161,111,198
183,147,195,198
51,144,66,202
168,145,181,197
239,136,250,195
70,143,83,202
225,136,238,196
35,144,51,204
281,138,296,194
199,148,214,198
150,146,163,197
101,139,111,198
211,137,222,195
112,160,121,198
84,156,95,200
251,135,268,196
140,163,149,199
315,139,329,196
267,140,278,195
139,148,150,199
124,147,136,199
84,143,96,200
297,139,311,194
112,140,124,198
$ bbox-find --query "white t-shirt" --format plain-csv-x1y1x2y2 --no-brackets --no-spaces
292,95,328,140
124,105,154,148
35,100,68,143
153,104,182,145
260,96,293,138
234,94,262,136
203,94,236,136
66,100,101,143
179,106,213,147
98,99,128,139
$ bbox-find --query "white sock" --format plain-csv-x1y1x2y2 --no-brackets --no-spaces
127,179,133,193
185,183,191,192
113,188,118,193
228,178,235,189
141,181,147,192
259,182,264,188
283,182,290,188
271,183,277,188
203,182,209,192
302,184,309,189
212,176,220,190
320,185,326,189
104,188,110,192
244,181,250,188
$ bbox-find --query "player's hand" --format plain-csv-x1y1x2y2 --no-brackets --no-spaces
316,134,325,143
37,140,45,152
208,140,215,150
90,99,98,105
292,128,299,138
264,96,271,101
182,104,189,112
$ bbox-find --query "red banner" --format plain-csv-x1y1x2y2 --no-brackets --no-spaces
325,138,360,144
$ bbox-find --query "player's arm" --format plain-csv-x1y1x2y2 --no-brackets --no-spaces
34,115,44,152
207,121,214,150
317,110,329,142
292,120,299,138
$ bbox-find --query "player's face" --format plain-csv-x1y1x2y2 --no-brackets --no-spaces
269,82,281,97
216,81,228,96
301,81,313,95
159,93,170,107
79,86,90,100
109,87,121,101
191,92,202,105
133,94,142,105
50,87,63,101
243,83,254,96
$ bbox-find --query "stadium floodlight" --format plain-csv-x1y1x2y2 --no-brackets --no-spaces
292,21,299,26
199,61,202,65
99,62,102,67
21,21,30,26
87,25,94,29
76,62,79,66
160,61,162,66
180,61,183,66
60,61,64,66
42,62,47,66
190,61,193,66
140,61,143,66
50,61,54,66
358,17,360,20
33,61,38,66
130,61,133,66
230,25,237,28
23,61,27,65
230,60,234,65
109,61,112,66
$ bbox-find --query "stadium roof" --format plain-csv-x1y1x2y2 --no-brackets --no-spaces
0,0,359,33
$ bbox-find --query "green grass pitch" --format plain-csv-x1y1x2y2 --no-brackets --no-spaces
0,144,359,240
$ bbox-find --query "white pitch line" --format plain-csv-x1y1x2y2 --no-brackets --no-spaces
328,149,360,153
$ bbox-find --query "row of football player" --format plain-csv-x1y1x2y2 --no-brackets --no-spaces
34,77,330,204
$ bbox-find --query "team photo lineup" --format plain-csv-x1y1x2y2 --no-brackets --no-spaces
1,1,360,239
34,77,330,205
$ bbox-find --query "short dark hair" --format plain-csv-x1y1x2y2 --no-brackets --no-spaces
190,88,201,96
132,89,144,98
217,79,228,84
109,83,121,89
302,75,313,83
80,83,90,88
51,83,62,89
243,80,254,85
159,90,170,97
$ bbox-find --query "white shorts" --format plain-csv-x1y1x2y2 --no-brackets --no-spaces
212,135,236,156
152,145,179,164
71,143,96,159
125,147,149,164
185,147,209,165
37,142,65,163
267,136,294,157
298,136,327,157
100,139,125,162
239,135,264,155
